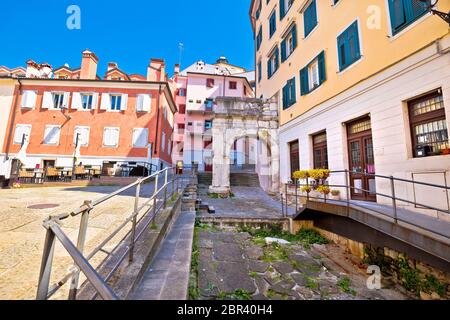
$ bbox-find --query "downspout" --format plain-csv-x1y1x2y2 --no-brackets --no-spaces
153,84,163,157
5,78,22,160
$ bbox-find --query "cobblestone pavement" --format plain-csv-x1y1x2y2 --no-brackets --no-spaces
195,228,409,300
0,182,159,300
197,186,295,218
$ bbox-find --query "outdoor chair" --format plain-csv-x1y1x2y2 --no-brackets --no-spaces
74,166,87,180
46,168,59,182
19,169,34,184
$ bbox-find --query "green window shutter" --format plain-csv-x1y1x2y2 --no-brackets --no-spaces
388,0,406,32
281,39,287,62
290,78,296,104
409,0,429,19
275,47,280,71
292,24,298,50
349,22,360,61
282,84,288,109
318,51,326,84
267,59,272,78
280,0,286,20
300,67,309,96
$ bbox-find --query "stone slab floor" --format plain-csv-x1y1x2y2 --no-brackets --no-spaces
197,186,295,219
193,227,410,300
0,182,159,300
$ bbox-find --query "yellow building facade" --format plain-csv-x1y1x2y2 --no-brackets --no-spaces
250,0,450,213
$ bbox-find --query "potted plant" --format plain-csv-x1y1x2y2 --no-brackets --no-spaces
330,190,341,201
317,185,331,201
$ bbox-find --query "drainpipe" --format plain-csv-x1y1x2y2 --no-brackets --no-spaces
153,84,163,161
5,78,22,160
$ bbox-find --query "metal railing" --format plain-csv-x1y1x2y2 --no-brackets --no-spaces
36,166,193,300
281,170,450,239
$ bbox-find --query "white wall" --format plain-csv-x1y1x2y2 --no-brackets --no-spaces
279,40,450,214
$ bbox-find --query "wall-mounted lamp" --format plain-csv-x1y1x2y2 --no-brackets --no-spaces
418,0,450,25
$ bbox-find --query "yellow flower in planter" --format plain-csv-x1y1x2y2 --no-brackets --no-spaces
317,185,331,195
293,170,309,180
309,169,331,180
301,186,312,193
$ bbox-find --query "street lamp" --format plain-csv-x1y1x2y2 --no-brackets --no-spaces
418,0,450,25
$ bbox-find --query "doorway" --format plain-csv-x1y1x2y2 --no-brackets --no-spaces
289,140,300,181
347,117,376,202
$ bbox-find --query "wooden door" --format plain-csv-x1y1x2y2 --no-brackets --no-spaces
289,140,300,181
347,117,376,201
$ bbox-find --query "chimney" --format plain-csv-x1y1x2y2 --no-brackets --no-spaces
26,60,39,78
174,64,180,75
147,58,166,81
107,62,118,71
80,49,99,80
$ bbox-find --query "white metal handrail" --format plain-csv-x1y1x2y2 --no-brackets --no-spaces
36,166,193,300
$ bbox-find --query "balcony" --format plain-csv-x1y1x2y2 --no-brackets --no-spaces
173,129,185,142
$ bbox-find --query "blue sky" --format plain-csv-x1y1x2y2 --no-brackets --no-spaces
0,0,254,76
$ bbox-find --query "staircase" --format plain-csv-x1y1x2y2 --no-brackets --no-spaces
230,172,260,187
197,172,212,186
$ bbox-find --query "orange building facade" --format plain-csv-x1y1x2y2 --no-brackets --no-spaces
0,50,176,179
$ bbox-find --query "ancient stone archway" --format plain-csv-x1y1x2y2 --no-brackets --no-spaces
209,97,279,195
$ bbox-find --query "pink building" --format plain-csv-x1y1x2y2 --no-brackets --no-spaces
172,57,255,171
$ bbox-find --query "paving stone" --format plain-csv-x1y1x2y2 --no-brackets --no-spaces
198,239,214,249
216,262,256,294
252,293,269,300
318,279,341,295
213,243,244,262
270,279,296,296
248,260,269,273
291,273,309,287
245,245,264,260
289,254,321,267
272,261,294,274
254,276,270,295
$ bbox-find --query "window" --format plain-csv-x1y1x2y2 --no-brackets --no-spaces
229,81,237,90
388,0,430,35
280,0,294,20
103,127,120,147
409,90,448,158
205,120,213,130
13,125,31,144
282,77,296,110
269,10,277,38
313,132,328,169
136,94,152,112
73,127,90,146
44,126,61,145
268,47,280,79
257,61,262,83
179,104,186,114
256,26,263,51
281,24,297,62
205,99,214,111
53,93,65,109
256,0,262,19
132,128,149,148
110,94,122,111
178,88,186,97
304,0,318,37
206,78,215,88
81,94,93,110
300,51,326,95
337,21,361,71
42,92,68,109
21,91,37,109
289,140,300,180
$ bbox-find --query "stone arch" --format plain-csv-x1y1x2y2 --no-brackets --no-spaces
209,97,279,196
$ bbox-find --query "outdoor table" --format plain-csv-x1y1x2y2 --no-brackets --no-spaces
33,170,44,184
86,168,96,180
